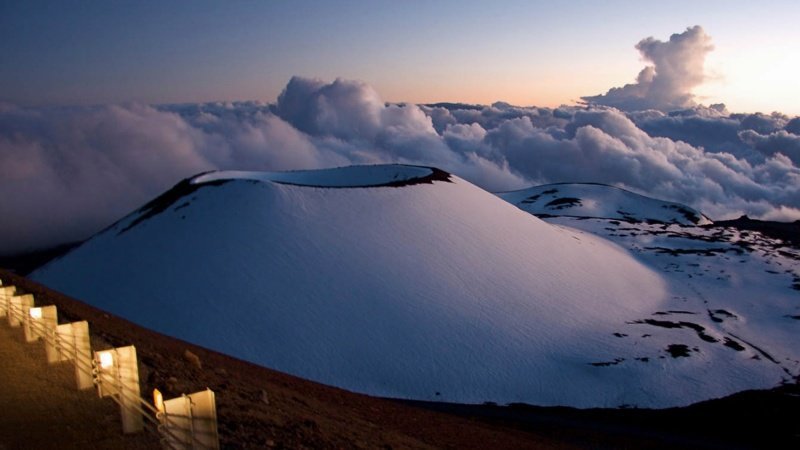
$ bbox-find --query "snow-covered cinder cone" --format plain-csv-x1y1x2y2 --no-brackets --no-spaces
499,182,712,225
31,164,796,408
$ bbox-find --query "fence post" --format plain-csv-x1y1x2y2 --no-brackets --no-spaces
55,323,73,362
8,294,34,327
56,320,94,389
94,345,144,433
0,285,16,317
25,305,60,362
0,282,222,444
155,388,220,450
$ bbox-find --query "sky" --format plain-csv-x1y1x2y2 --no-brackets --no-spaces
1,0,799,114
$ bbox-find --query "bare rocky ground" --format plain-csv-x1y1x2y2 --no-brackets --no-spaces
0,323,159,450
1,267,797,449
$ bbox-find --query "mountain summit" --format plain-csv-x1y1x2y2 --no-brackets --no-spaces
31,165,795,407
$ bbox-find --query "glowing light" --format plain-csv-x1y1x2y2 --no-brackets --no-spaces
153,388,165,413
29,307,42,319
99,351,114,369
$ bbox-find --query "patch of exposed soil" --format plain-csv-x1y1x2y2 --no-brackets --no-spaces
632,319,719,343
545,197,582,209
118,175,228,235
666,344,692,358
271,166,453,189
707,216,800,248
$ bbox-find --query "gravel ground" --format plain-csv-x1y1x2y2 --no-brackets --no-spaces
0,321,160,449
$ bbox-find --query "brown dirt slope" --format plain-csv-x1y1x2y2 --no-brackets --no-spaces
0,323,160,449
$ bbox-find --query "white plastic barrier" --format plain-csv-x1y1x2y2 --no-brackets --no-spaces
8,294,34,327
94,345,145,434
25,305,59,362
1,282,221,444
155,388,220,450
0,285,16,317
55,320,94,389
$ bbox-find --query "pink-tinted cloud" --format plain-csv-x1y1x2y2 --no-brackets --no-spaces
582,26,713,111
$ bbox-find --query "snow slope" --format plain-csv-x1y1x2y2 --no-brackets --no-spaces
500,183,712,225
500,185,800,406
31,165,795,408
545,217,800,391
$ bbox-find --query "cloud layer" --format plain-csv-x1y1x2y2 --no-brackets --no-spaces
582,26,713,111
1,75,799,255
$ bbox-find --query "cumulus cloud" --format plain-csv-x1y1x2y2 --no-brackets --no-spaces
269,77,525,187
0,100,362,255
483,108,800,220
582,26,713,111
632,110,747,156
739,129,800,165
0,78,524,255
785,117,800,135
1,74,800,256
0,104,214,254
630,109,799,164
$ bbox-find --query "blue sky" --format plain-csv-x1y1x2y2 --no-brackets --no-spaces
1,0,798,113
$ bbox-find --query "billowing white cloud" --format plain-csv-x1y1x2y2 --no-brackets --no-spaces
0,78,524,254
582,26,713,111
739,129,800,165
481,107,800,220
0,104,214,254
785,117,800,135
1,75,799,256
631,109,748,157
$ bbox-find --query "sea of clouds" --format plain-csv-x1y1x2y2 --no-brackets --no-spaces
1,26,799,255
